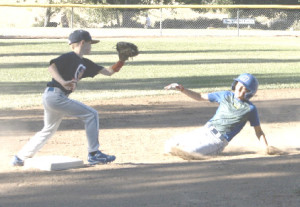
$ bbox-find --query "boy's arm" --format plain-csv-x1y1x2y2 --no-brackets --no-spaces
181,87,209,101
254,126,285,155
99,61,125,76
164,83,209,101
254,125,268,147
48,63,76,91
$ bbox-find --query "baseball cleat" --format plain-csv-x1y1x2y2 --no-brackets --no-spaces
88,150,116,165
11,155,24,166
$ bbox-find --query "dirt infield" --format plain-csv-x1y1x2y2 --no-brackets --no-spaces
1,89,300,207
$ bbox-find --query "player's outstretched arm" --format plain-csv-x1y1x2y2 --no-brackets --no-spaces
99,61,125,76
255,125,268,147
254,126,285,155
164,83,208,102
182,87,209,101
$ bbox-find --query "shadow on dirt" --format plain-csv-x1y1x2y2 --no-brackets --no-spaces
1,154,300,207
0,97,299,134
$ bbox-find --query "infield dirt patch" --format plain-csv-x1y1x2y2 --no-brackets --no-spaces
0,89,299,207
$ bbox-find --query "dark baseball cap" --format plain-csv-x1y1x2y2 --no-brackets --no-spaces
68,30,99,45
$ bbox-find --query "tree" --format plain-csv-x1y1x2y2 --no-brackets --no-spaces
87,0,172,4
232,0,299,4
175,0,233,4
43,0,85,27
84,0,174,27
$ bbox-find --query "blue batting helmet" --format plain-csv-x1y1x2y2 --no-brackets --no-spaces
231,73,259,100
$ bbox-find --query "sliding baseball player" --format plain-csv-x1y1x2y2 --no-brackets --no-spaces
164,73,280,159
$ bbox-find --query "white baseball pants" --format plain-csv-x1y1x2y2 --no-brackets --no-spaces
164,124,228,156
17,87,100,160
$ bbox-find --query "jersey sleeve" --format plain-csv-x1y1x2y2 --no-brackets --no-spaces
49,53,69,70
208,91,231,103
49,53,72,80
82,58,104,78
248,105,260,126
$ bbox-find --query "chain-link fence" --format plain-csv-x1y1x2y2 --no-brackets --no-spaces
1,4,300,37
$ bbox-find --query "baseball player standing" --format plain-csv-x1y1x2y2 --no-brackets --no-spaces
12,30,127,166
164,73,272,158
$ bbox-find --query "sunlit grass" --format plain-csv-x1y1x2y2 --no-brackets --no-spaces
0,37,300,109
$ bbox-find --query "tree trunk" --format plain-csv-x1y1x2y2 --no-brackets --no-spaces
43,0,53,27
44,8,52,27
116,10,120,27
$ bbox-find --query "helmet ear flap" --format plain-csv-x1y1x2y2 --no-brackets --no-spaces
244,92,253,100
231,80,238,90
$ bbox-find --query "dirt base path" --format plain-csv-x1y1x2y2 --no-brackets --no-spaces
1,89,300,207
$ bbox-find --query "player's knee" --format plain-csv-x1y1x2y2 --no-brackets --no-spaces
92,109,99,119
87,108,99,121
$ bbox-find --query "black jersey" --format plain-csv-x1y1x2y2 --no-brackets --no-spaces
47,52,103,94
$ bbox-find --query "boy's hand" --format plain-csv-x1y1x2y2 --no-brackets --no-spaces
62,80,77,91
164,83,184,91
266,146,286,155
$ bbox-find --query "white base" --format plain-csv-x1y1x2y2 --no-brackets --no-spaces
24,155,84,171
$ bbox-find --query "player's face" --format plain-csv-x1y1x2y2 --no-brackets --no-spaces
234,82,249,101
82,41,92,55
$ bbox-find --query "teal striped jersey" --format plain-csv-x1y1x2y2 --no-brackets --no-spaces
207,91,260,141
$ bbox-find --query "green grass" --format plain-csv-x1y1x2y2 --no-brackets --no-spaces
1,37,300,109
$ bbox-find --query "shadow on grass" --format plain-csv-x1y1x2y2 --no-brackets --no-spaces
139,49,300,54
128,58,300,65
1,58,300,69
0,52,63,57
0,41,65,47
0,51,110,57
0,74,299,95
1,48,299,57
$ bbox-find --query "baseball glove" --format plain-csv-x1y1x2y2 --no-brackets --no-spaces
116,42,139,61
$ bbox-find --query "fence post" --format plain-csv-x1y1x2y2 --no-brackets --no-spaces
160,8,163,36
237,9,240,37
71,7,74,29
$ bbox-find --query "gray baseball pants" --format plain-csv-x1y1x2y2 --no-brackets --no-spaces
164,123,228,155
17,87,100,160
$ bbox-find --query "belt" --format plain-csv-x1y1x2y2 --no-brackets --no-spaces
204,122,226,141
46,87,67,95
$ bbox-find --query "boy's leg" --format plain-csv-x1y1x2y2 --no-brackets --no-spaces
15,87,111,165
60,98,116,164
60,98,100,153
17,107,63,160
165,128,204,154
165,127,228,156
16,89,65,161
193,130,228,155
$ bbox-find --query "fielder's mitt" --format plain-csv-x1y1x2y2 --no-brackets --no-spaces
116,42,139,61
